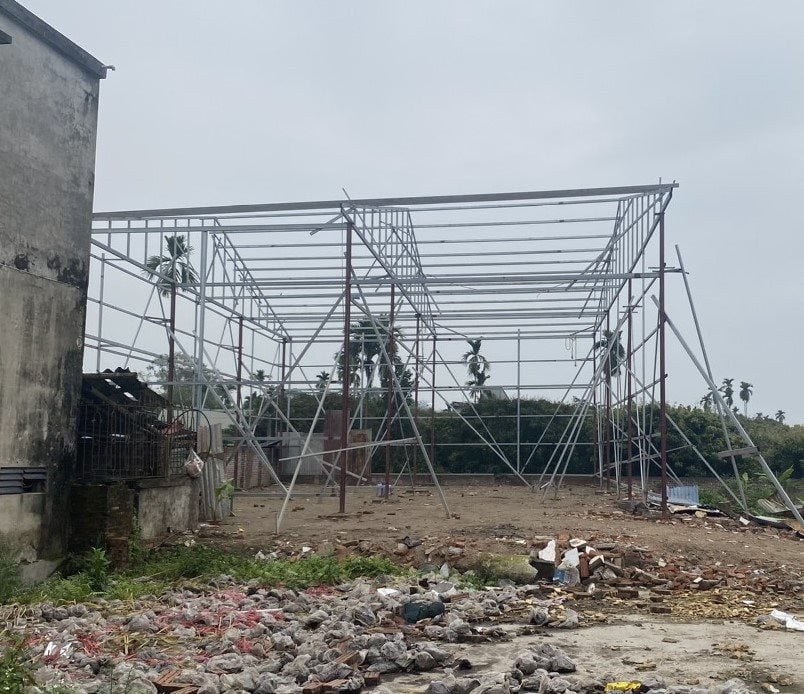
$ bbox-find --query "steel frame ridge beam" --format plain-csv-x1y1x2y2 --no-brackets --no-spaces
93,183,678,220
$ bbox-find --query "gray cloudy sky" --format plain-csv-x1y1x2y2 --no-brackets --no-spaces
28,1,804,421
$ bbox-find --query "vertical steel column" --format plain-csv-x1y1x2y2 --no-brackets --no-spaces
658,213,669,516
96,252,106,372
626,278,634,500
430,334,437,472
280,337,287,438
235,316,244,489
516,329,521,473
591,331,602,488
604,312,611,491
286,339,292,428
339,217,353,514
384,283,396,498
193,228,209,417
412,314,421,490
167,281,176,421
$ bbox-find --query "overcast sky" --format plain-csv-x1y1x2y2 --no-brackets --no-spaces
27,1,804,421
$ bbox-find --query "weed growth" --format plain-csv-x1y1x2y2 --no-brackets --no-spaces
0,542,21,603
6,543,406,605
80,548,111,592
127,521,147,565
0,635,33,693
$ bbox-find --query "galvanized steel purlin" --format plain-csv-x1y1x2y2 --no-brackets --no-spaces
86,184,680,369
85,183,689,504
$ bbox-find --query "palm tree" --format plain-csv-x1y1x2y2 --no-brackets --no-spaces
593,330,626,379
144,235,198,296
738,381,753,416
700,392,713,412
463,338,490,402
336,317,400,391
775,410,786,423
468,371,490,402
143,235,198,413
315,371,330,392
720,378,735,408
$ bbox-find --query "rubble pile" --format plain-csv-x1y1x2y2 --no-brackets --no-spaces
325,523,803,604
2,572,580,694
3,567,773,694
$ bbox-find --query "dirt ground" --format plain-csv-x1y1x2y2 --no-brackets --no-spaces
208,482,804,691
386,619,803,692
227,482,804,577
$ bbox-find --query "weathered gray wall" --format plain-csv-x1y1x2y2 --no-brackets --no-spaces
137,479,199,541
0,11,100,564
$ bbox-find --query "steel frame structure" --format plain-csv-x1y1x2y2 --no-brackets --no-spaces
86,183,803,528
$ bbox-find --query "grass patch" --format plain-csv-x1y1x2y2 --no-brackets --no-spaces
0,542,21,604
0,635,34,693
7,544,406,606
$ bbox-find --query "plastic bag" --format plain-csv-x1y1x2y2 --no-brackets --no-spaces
184,448,204,478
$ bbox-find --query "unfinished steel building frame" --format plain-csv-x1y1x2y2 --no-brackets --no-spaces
85,183,803,528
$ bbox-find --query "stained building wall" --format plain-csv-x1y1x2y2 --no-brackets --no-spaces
0,5,102,578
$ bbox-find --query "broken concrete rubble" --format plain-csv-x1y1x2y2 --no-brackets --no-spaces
7,561,785,694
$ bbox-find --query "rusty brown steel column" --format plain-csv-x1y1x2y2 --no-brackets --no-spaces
167,282,176,421
591,330,601,489
604,312,611,492
384,283,396,498
626,279,634,500
658,212,669,517
430,334,437,472
235,316,244,489
339,218,353,514
280,337,287,437
412,314,421,490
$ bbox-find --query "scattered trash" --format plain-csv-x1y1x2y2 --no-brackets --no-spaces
183,448,204,478
43,641,73,660
537,539,556,562
554,547,580,586
402,600,446,623
376,587,401,598
757,497,804,517
765,609,804,632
